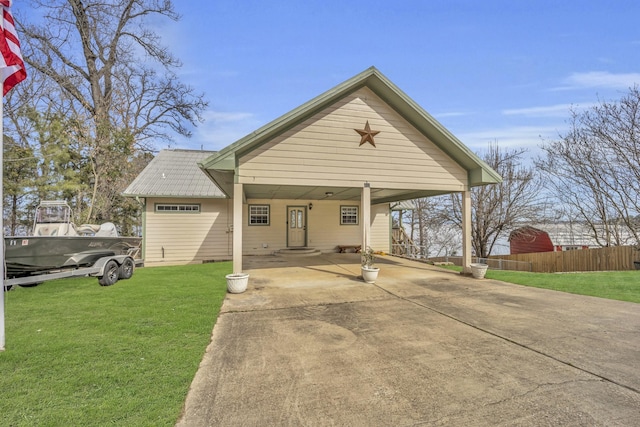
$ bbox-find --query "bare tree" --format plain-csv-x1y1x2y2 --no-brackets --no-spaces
536,88,640,247
406,197,460,257
442,142,539,258
15,0,207,222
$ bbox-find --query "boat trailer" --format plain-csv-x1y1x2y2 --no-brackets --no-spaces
4,255,140,289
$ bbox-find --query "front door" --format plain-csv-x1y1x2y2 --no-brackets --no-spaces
287,206,306,247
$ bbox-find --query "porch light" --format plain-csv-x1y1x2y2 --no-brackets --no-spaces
309,203,313,210
325,192,333,197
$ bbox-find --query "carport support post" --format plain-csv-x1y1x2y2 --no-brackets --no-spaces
233,183,243,274
362,182,371,251
461,189,472,275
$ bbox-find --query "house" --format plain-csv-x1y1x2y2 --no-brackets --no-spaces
544,222,640,250
124,67,502,273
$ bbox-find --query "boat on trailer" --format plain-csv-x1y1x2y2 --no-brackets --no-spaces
4,201,142,287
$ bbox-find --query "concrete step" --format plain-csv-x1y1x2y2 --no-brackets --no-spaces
276,247,322,257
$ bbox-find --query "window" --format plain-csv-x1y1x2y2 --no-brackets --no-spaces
249,205,270,225
340,206,358,225
155,203,200,213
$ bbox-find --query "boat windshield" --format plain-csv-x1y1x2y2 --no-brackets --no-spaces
36,204,71,224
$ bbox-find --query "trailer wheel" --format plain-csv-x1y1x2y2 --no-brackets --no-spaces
19,282,42,288
118,258,135,280
99,260,119,286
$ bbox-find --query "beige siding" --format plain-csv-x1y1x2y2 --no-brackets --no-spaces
242,200,288,255
239,87,467,191
144,198,231,266
143,197,391,263
308,201,360,251
243,199,390,255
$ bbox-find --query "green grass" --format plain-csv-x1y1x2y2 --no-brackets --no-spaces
438,264,640,303
1,262,230,426
4,262,636,426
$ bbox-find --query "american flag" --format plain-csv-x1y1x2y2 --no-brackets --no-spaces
0,0,25,96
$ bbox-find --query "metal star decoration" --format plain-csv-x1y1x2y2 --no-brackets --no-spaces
354,121,380,147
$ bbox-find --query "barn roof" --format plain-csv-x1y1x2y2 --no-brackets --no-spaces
123,149,225,198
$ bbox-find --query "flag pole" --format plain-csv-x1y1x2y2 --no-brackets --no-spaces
1,72,5,352
0,3,5,352
0,0,27,351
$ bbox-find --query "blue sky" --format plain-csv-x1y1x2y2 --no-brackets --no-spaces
164,0,640,155
20,1,640,155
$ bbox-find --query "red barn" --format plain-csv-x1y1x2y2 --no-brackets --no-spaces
509,226,554,254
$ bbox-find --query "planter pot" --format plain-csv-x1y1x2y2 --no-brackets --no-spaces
226,273,249,293
634,261,640,270
361,266,380,284
470,263,489,279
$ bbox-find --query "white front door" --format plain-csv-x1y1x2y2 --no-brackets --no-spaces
287,206,306,247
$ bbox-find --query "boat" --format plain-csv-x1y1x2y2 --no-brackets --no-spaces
4,201,142,279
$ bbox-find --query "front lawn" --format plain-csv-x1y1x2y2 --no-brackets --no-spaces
438,265,640,303
486,269,640,303
1,262,230,426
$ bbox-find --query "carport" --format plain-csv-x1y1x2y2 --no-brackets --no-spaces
177,254,640,426
199,67,501,276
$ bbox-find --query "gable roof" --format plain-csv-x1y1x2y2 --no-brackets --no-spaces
199,66,501,189
508,226,547,241
123,149,225,198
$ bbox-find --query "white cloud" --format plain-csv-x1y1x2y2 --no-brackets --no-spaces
503,104,573,117
502,103,596,118
597,57,615,64
204,111,254,123
556,71,640,90
171,109,263,151
455,125,564,152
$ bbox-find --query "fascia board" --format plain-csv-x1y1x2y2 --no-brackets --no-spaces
469,167,503,186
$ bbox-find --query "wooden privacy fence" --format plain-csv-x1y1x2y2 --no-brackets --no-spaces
491,246,639,273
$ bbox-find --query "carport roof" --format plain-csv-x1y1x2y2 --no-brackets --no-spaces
199,66,502,193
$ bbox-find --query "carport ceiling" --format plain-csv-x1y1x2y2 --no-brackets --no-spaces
243,184,446,204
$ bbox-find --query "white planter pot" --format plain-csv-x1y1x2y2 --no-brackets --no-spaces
470,263,488,279
226,273,249,293
361,266,379,284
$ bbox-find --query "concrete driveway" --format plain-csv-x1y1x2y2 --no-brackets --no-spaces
176,254,640,426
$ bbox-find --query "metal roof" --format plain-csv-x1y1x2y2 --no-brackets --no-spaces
544,223,636,247
123,149,225,198
511,223,637,247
